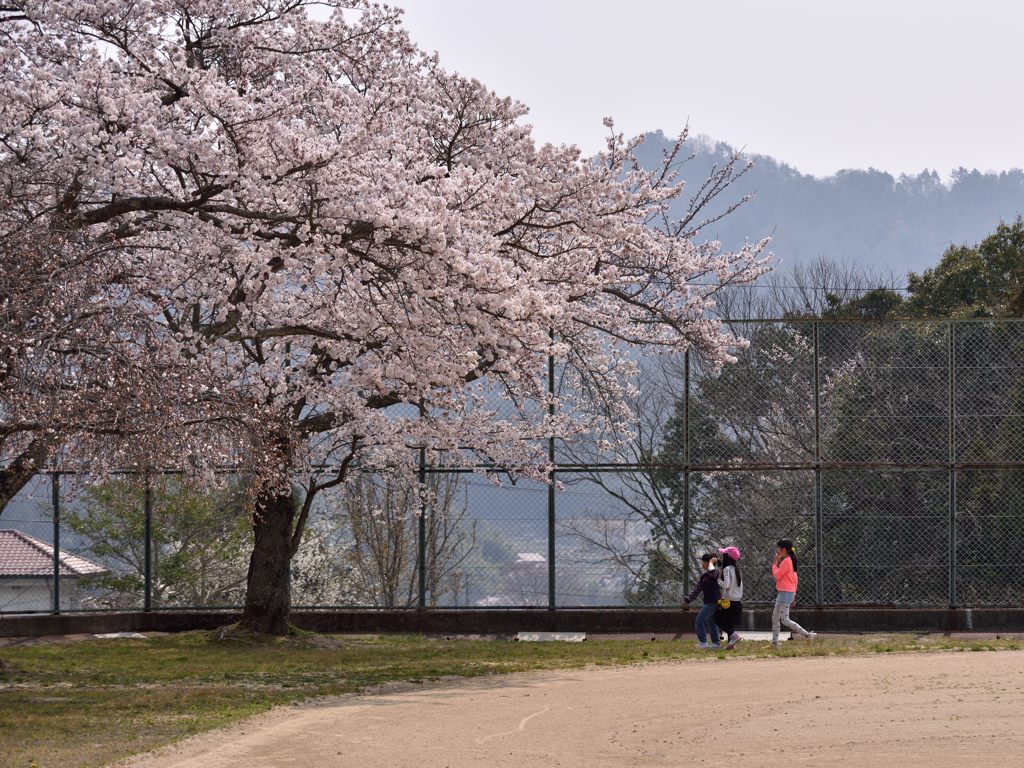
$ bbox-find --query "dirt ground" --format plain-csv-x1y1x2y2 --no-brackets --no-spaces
127,650,1024,768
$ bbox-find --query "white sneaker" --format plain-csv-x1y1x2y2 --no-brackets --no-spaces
728,632,741,648
696,642,710,649
807,632,818,641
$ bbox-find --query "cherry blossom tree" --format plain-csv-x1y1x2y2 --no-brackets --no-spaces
0,215,271,513
0,223,127,509
1,0,769,633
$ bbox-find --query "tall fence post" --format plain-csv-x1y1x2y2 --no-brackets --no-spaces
51,472,60,615
417,447,427,610
143,477,153,612
682,348,691,597
813,322,824,606
948,322,957,608
548,349,556,610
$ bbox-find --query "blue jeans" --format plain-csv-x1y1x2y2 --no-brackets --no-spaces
695,603,720,645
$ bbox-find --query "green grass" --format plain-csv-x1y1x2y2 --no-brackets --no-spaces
1,631,1022,768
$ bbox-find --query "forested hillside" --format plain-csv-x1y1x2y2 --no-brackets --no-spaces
636,131,1024,273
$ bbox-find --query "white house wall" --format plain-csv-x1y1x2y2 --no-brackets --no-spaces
0,579,82,613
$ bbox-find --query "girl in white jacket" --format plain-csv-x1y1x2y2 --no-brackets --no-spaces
715,546,743,649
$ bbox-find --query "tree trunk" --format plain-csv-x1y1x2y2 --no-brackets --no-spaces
240,486,296,635
0,437,51,515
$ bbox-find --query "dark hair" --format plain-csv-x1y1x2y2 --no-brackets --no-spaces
721,552,742,586
777,539,799,573
700,552,716,563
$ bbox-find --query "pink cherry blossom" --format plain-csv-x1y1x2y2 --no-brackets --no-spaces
0,0,770,632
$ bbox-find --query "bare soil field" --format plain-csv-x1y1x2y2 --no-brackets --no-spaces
128,649,1024,768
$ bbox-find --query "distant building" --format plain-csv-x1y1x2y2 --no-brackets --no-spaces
515,552,546,565
0,529,106,613
475,552,548,607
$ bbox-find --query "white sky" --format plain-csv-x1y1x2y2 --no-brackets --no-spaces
396,0,1023,178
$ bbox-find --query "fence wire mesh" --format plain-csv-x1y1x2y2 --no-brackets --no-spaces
821,469,949,605
955,468,1024,606
0,475,56,614
820,322,951,465
3,319,1024,614
691,323,816,466
955,322,1024,464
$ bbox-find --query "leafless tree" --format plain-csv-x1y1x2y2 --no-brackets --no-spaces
336,472,476,607
714,256,905,323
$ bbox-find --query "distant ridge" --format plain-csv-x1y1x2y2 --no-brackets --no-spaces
634,131,1024,273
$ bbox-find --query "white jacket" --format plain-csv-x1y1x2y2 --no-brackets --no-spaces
718,565,743,601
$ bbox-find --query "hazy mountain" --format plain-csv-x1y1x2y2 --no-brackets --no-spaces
634,131,1024,275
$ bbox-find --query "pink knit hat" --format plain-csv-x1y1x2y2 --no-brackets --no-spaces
718,546,741,560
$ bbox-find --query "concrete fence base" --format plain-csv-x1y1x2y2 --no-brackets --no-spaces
3,607,1024,638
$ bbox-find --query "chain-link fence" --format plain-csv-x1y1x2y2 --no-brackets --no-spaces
3,319,1024,614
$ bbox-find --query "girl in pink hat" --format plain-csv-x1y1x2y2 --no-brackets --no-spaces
715,546,743,649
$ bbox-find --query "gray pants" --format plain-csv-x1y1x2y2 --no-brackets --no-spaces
772,600,811,644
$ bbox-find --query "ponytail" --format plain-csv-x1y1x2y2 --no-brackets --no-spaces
777,539,798,573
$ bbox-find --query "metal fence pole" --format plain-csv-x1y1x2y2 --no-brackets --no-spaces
143,478,153,612
683,348,691,596
948,322,957,608
417,447,427,610
548,350,556,610
813,322,824,606
51,472,60,615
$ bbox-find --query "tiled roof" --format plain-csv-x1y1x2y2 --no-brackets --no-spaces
0,529,107,578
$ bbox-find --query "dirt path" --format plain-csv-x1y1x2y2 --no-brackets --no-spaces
129,650,1024,768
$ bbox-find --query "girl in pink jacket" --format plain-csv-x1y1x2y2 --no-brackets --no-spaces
771,539,817,648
